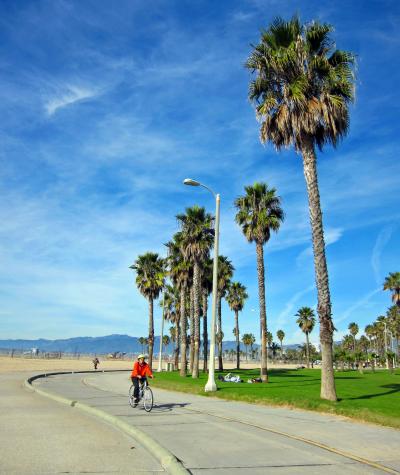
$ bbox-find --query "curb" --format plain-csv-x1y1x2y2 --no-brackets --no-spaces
25,371,189,475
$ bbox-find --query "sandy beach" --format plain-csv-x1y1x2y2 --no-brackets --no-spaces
0,355,298,374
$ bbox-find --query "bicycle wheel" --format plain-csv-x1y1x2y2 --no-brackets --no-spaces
128,384,136,408
143,387,153,412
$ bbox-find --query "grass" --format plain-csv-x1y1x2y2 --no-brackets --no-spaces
151,367,400,429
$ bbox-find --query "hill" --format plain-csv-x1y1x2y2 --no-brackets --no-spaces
0,334,302,355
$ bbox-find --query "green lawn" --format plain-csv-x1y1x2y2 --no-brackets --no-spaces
151,368,400,429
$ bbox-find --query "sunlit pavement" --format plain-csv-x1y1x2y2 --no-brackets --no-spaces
0,372,164,474
33,371,400,474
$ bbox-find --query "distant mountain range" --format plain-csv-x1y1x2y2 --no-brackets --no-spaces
0,334,302,355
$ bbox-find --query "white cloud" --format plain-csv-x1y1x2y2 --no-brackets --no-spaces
45,85,98,116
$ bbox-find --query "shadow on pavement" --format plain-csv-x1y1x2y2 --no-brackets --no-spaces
153,402,191,411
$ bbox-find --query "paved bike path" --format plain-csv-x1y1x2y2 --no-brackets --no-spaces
0,372,164,474
34,371,400,474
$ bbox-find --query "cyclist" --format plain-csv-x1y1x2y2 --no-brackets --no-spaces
131,354,153,407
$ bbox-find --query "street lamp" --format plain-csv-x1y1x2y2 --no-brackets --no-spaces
183,178,220,392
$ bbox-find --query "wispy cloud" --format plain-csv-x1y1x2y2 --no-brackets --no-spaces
296,227,344,266
335,288,381,326
45,85,98,116
371,226,394,285
275,284,315,327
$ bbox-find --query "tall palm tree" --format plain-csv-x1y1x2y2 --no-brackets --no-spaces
162,335,170,353
348,322,359,352
246,16,355,401
216,256,234,371
242,333,253,361
226,282,248,369
277,330,285,355
201,257,213,372
235,182,284,382
166,234,191,377
163,284,180,367
138,337,146,354
387,305,400,353
266,331,273,346
130,252,165,369
296,306,316,368
383,272,400,307
270,342,280,359
176,206,214,378
341,335,354,352
249,334,256,359
364,324,375,351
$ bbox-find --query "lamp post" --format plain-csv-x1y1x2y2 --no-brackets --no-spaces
183,178,219,392
157,292,166,372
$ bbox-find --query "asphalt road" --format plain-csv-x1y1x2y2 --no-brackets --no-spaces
30,371,400,474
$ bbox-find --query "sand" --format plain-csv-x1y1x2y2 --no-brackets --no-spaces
0,355,298,374
0,355,131,374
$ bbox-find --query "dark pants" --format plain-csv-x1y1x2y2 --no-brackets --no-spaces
131,377,146,400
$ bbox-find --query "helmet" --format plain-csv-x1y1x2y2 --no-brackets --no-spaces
137,354,146,360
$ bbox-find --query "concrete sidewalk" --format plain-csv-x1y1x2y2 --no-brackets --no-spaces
34,371,400,474
0,372,164,474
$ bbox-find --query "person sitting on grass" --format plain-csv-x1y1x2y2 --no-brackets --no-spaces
131,354,153,407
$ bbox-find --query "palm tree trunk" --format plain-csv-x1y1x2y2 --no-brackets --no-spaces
235,310,240,369
217,293,223,371
305,333,310,369
148,298,154,370
256,241,268,382
179,288,187,377
192,262,201,378
301,137,336,401
189,285,194,373
174,317,180,369
202,291,208,372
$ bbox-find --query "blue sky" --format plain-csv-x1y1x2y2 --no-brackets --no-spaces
1,0,399,346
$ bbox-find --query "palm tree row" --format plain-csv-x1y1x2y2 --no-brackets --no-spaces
339,272,400,361
132,203,251,378
129,15,358,401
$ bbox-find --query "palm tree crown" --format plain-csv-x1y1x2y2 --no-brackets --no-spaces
131,252,165,301
176,205,214,264
246,15,355,151
226,282,248,313
348,322,359,338
296,307,316,334
383,272,400,307
234,182,284,245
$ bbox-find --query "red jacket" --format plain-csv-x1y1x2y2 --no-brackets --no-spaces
131,361,153,378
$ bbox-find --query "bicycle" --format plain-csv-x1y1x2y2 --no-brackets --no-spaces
129,379,153,412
